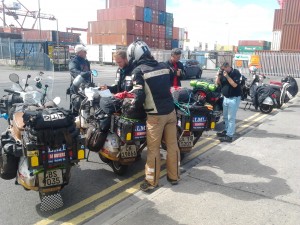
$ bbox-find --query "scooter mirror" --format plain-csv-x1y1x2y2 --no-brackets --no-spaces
53,97,61,105
91,69,98,77
9,73,20,83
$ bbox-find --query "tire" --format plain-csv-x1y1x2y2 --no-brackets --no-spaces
195,70,202,79
110,161,128,176
99,153,110,163
260,104,273,114
193,131,203,145
0,153,19,180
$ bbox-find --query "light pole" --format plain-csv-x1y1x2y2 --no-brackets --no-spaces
38,0,41,40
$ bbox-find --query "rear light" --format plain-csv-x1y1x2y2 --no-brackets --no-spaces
271,93,277,98
185,122,190,130
77,149,85,160
210,121,216,129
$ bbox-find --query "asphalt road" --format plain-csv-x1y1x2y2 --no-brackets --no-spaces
0,64,283,225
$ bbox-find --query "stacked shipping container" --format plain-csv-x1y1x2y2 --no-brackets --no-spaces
238,40,271,54
87,0,184,50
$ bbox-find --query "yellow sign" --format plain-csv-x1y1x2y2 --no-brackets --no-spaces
235,60,243,67
250,55,260,67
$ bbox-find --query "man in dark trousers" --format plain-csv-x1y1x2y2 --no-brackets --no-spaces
127,40,180,192
215,62,241,142
166,48,185,87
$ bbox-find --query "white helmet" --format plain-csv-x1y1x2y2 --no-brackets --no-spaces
75,44,88,53
249,66,257,74
127,40,151,64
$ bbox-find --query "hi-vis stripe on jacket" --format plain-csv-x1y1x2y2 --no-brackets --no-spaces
132,60,175,115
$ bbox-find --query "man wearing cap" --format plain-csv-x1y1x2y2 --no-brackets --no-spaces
166,48,185,87
69,44,91,83
68,44,91,114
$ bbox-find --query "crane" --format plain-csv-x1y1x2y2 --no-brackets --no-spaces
0,0,56,29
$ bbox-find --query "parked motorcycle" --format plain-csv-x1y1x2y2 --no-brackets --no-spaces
190,79,223,122
0,53,85,211
72,72,147,175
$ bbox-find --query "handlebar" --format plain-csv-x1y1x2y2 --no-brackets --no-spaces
4,89,20,96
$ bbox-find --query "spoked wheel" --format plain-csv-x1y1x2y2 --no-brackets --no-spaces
260,104,273,114
110,160,128,176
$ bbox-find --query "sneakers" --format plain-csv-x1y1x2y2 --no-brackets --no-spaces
140,181,157,192
219,135,233,142
216,130,227,137
167,177,179,185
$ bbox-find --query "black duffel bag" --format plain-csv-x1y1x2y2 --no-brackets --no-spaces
23,107,74,130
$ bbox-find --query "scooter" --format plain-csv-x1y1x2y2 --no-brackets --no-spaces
0,54,85,211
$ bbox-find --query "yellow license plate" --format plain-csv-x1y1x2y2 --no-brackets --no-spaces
38,169,63,187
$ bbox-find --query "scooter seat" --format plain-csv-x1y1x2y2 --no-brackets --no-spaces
11,112,25,141
270,84,281,90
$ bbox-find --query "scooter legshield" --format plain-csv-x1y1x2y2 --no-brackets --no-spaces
262,96,274,105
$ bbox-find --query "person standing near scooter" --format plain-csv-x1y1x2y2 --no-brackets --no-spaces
127,40,180,191
216,62,241,142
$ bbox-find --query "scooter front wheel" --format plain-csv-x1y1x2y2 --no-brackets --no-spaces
260,104,273,114
110,160,128,176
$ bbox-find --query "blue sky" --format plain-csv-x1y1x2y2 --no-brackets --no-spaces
3,0,280,48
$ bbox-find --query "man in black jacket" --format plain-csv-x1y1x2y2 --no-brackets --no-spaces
68,44,91,114
127,41,180,191
166,48,185,87
215,62,241,142
105,49,134,94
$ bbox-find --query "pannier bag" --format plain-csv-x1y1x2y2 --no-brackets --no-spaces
171,87,196,104
23,107,74,130
85,124,108,152
99,96,122,114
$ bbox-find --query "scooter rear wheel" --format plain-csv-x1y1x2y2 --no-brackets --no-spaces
260,104,273,114
110,161,128,176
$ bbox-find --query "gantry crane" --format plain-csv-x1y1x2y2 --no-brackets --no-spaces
0,0,56,29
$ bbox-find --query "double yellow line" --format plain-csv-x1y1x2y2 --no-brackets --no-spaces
35,112,267,225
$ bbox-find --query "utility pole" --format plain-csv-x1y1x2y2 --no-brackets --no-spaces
38,0,41,39
2,0,6,27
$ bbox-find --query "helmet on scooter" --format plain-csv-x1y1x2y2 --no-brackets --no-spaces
127,40,151,65
249,66,257,74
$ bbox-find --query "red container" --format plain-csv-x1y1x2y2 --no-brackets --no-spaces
143,22,151,36
158,25,165,38
152,9,159,24
172,27,179,40
134,21,144,36
158,0,166,11
109,0,157,10
151,24,159,38
238,40,268,46
144,36,153,48
97,6,144,21
165,39,172,50
284,0,300,24
22,30,53,41
152,37,159,49
88,34,135,46
158,38,165,49
273,9,284,31
89,20,136,35
280,24,300,51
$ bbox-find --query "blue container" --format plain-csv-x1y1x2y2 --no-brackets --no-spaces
165,12,173,27
158,11,166,25
166,26,173,39
144,8,153,23
171,39,179,49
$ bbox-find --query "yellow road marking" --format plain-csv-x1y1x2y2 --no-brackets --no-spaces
35,112,267,225
61,170,168,225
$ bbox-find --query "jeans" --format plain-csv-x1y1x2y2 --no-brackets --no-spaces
223,96,241,137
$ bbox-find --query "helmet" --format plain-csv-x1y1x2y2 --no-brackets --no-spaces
249,66,257,74
127,40,151,64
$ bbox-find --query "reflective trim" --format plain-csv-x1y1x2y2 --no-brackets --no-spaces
147,167,155,173
143,69,170,80
146,175,154,180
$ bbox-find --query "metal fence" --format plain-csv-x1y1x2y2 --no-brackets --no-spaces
255,51,300,78
0,37,22,59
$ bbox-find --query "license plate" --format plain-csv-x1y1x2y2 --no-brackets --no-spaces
120,145,137,158
179,136,194,148
38,169,63,187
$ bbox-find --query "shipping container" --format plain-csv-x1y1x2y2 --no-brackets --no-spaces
165,39,172,50
88,34,135,46
152,9,159,24
109,0,159,10
165,26,173,39
179,28,185,40
178,40,184,49
280,24,300,51
151,24,159,38
152,37,159,49
144,7,152,23
3,27,24,34
238,46,264,52
158,25,166,38
0,32,22,39
143,22,151,36
88,20,134,35
165,13,173,27
22,30,53,41
144,36,153,48
158,11,166,25
284,0,300,24
238,40,268,47
271,31,281,51
173,27,179,40
273,9,283,31
158,38,165,49
171,39,179,49
158,0,166,11
97,6,144,21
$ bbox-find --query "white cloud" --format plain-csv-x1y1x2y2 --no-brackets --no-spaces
168,0,276,47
